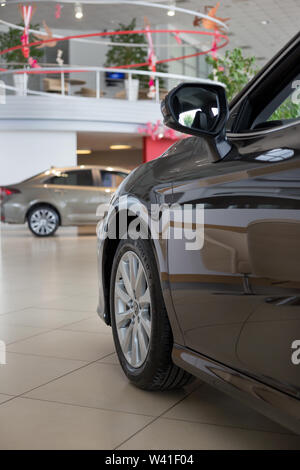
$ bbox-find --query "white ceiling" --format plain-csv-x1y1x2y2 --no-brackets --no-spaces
1,0,299,65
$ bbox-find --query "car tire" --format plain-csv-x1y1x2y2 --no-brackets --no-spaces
110,238,194,391
28,205,59,237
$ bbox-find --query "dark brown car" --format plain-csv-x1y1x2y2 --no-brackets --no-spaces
97,33,300,434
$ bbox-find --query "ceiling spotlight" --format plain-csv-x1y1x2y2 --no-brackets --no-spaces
110,144,132,150
77,149,91,155
167,0,176,17
261,20,270,25
74,2,83,20
0,1,6,6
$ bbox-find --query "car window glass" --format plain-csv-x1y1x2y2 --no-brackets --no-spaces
252,75,300,130
268,87,300,122
100,171,113,187
100,171,127,187
46,170,94,186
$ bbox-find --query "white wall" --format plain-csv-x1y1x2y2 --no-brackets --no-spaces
0,131,77,185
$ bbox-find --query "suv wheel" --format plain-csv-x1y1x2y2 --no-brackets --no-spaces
28,206,59,237
110,238,193,390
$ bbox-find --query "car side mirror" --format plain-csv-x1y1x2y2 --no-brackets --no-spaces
161,82,231,160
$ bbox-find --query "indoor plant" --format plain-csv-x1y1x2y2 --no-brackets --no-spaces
206,47,299,120
105,18,167,101
0,23,44,94
206,47,258,102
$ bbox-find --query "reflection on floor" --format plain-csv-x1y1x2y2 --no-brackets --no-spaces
0,224,299,450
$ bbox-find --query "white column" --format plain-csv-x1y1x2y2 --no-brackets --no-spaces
0,131,77,186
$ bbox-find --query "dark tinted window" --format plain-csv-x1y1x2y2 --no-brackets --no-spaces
100,171,127,187
47,170,94,187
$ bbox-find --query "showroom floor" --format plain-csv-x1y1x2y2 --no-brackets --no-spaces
0,225,300,450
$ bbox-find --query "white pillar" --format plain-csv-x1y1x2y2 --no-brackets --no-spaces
0,131,77,186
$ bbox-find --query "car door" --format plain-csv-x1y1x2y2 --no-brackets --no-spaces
168,32,300,383
46,169,99,224
168,139,262,371
229,82,300,397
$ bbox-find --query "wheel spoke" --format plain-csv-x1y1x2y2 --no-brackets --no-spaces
140,315,151,338
115,309,133,328
119,260,135,299
129,255,137,287
135,263,144,299
122,322,133,354
131,322,139,366
138,287,150,306
137,323,148,359
115,283,131,305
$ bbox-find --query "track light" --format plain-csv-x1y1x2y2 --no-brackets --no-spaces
74,2,83,20
167,0,176,16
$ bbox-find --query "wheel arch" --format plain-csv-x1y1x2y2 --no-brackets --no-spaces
100,203,185,345
26,202,61,225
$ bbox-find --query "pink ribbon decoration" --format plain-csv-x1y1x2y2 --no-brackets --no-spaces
55,4,62,19
138,120,183,141
20,32,30,58
28,57,40,68
144,21,157,96
20,4,41,68
211,30,221,60
21,5,33,58
173,32,182,45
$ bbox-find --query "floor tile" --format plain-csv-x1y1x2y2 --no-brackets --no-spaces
7,330,115,362
32,295,98,313
0,308,93,329
0,352,86,395
61,316,112,335
0,397,152,450
164,384,290,434
25,362,188,416
119,418,300,450
0,394,13,404
1,225,299,449
98,353,119,365
0,322,49,345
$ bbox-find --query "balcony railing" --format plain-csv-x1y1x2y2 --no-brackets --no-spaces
0,65,216,103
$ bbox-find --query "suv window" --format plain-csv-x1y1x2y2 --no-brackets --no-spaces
46,170,94,187
100,171,127,188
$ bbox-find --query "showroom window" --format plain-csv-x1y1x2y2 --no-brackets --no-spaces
46,170,94,186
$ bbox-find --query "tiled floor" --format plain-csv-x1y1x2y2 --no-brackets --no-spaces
0,224,299,450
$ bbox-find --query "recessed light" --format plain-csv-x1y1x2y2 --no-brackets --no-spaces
77,149,91,155
110,144,132,150
167,9,175,16
0,1,6,6
261,20,270,25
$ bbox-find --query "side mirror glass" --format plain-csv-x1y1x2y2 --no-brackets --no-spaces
161,83,229,138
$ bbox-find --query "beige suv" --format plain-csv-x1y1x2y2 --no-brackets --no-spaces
0,166,129,237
